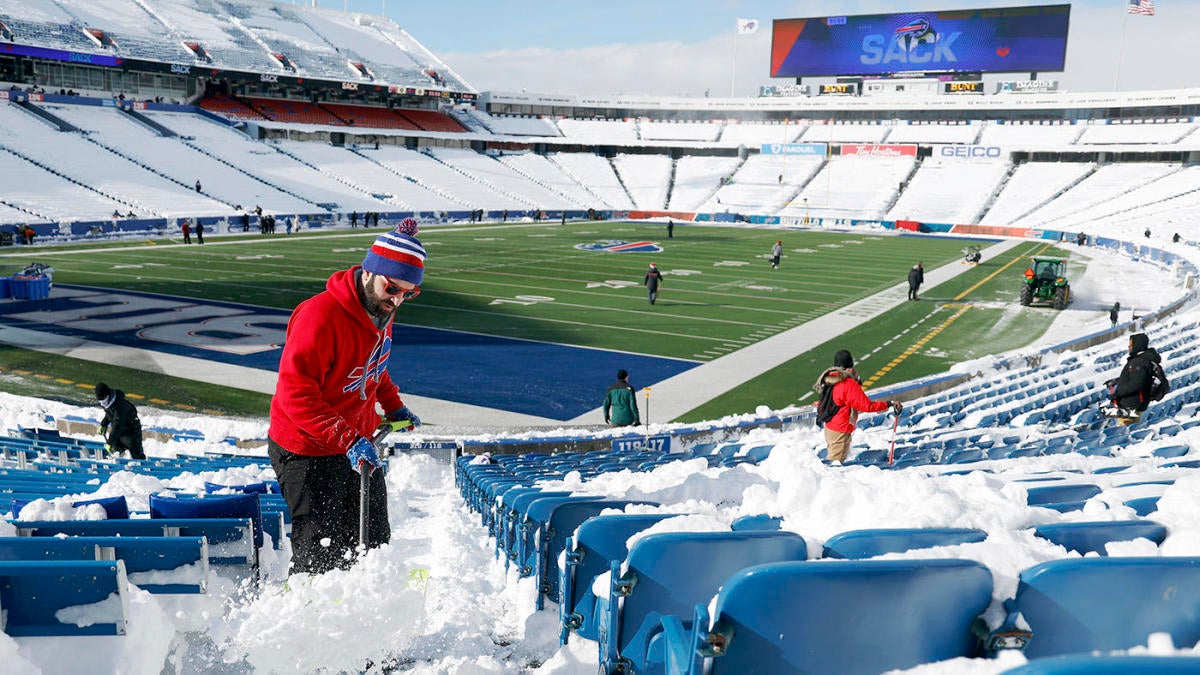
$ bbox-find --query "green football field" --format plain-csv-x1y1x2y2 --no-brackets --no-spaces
0,222,1077,421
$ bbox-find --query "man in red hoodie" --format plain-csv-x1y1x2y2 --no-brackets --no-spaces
815,350,901,463
269,218,425,574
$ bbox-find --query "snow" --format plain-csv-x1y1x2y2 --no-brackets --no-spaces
3,195,1200,672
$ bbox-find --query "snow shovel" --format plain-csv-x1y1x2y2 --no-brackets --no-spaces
359,419,413,549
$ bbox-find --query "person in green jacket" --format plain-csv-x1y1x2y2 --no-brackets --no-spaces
603,369,641,426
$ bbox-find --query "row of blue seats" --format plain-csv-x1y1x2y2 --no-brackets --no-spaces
457,454,1180,674
552,511,1181,673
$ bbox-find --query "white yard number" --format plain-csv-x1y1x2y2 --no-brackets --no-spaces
490,295,555,306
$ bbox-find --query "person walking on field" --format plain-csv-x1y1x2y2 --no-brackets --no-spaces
814,350,901,463
770,241,783,269
268,218,426,575
603,369,641,426
644,262,663,305
95,382,146,460
181,219,191,244
195,220,204,245
907,262,923,301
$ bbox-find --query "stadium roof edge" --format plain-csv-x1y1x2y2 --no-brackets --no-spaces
482,87,1200,114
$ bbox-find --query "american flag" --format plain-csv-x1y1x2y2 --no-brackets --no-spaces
1128,0,1155,16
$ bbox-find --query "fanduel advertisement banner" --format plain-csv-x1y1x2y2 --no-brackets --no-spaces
771,4,1071,77
840,144,918,157
760,143,828,156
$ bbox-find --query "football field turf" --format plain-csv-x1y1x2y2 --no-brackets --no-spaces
2,222,1073,421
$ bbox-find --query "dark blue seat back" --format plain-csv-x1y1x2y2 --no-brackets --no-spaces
539,499,656,604
561,513,674,642
1015,557,1200,659
1026,483,1101,506
822,527,988,559
150,492,264,549
729,514,782,532
1033,520,1167,556
10,494,129,520
1000,654,1200,674
0,560,128,636
698,559,992,675
603,530,808,674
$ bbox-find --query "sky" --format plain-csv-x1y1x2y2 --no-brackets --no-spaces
314,0,1200,97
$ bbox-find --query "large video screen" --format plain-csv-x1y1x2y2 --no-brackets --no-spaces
771,4,1070,77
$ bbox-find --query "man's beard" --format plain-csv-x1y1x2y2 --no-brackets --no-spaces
360,274,397,320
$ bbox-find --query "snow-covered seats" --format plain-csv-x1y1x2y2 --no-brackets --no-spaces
0,535,208,594
14,518,255,570
661,559,992,675
9,495,130,520
0,559,129,636
1032,520,1167,556
992,558,1200,659
821,527,987,560
560,513,674,645
597,530,808,675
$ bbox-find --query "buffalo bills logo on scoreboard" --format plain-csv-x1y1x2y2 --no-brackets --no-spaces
575,241,664,253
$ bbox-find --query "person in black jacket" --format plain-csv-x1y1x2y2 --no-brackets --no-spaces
907,263,923,301
1107,332,1163,424
95,382,146,459
644,263,663,305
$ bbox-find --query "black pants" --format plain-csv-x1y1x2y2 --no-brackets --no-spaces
268,439,390,575
112,433,145,460
908,285,920,300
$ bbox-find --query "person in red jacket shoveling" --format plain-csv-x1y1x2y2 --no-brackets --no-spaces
268,218,425,575
814,350,901,464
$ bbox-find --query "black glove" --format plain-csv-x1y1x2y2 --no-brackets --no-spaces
888,400,903,414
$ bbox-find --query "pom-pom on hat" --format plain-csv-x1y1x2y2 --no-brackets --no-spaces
362,218,425,285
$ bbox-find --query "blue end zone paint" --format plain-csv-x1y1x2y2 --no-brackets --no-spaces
391,327,697,419
0,285,697,421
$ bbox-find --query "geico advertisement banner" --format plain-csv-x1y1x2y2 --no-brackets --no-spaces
930,144,1007,160
760,143,828,156
839,144,918,157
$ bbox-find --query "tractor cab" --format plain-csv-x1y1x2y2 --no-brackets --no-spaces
1020,256,1070,310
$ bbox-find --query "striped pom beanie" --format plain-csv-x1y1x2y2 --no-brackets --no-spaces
362,219,425,285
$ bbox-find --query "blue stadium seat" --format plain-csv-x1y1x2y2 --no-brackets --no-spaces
0,535,208,594
534,499,656,609
729,514,782,532
9,494,130,520
1124,496,1161,516
560,513,674,645
15,518,256,569
822,527,988,559
1000,654,1200,674
1025,484,1101,510
0,560,129,636
994,557,1200,659
150,492,264,551
661,559,992,675
597,530,807,674
1033,520,1167,556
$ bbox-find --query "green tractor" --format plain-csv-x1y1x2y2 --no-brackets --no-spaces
1020,256,1070,310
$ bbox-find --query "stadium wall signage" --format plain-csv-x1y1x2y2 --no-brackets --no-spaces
933,145,1005,159
839,144,918,157
760,143,828,156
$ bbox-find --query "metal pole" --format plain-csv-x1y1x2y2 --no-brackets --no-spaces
642,387,652,444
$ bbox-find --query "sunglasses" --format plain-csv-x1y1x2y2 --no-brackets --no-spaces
381,277,421,300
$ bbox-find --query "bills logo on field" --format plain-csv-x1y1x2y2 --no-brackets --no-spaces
575,241,663,253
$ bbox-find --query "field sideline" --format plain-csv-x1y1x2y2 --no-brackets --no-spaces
0,222,1075,424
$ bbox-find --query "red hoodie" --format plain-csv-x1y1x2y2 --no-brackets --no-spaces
819,367,889,434
269,267,406,456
